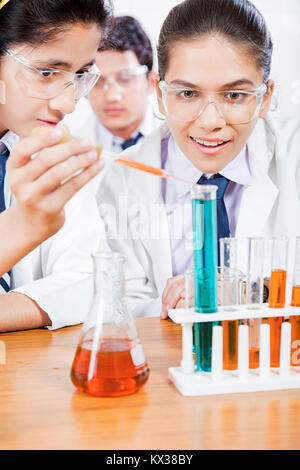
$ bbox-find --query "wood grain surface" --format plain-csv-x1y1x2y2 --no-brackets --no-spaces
0,318,299,450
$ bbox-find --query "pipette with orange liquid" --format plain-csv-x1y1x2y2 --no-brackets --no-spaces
32,126,195,187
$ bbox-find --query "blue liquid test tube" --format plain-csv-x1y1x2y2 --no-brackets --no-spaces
191,184,218,372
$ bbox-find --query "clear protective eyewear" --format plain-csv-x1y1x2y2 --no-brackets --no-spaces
3,47,101,100
94,65,148,91
159,80,268,125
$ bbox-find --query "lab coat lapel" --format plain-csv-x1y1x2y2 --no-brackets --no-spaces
235,118,279,237
126,124,173,293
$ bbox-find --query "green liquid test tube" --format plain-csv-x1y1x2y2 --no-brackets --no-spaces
191,185,218,372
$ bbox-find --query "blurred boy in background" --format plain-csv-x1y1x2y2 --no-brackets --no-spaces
66,16,160,153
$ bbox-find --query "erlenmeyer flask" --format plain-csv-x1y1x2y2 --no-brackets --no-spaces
71,252,150,397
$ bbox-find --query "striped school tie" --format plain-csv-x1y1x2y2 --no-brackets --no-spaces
121,132,143,151
0,142,10,293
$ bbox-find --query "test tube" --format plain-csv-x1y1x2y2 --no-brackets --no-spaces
219,238,240,370
191,184,218,372
269,236,288,307
290,237,300,366
268,236,288,367
246,237,264,369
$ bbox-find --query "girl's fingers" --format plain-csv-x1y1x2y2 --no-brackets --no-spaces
7,126,67,169
161,274,185,304
18,138,94,183
45,158,105,208
161,281,186,318
32,148,100,195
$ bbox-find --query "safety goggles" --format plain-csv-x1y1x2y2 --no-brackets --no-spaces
159,80,268,125
94,65,148,91
3,47,101,100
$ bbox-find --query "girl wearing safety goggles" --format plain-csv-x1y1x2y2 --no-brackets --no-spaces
0,0,111,332
98,0,300,319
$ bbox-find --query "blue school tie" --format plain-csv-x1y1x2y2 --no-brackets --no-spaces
0,142,10,293
197,173,230,261
121,132,143,151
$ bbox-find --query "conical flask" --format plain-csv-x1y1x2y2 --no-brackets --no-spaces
71,252,150,397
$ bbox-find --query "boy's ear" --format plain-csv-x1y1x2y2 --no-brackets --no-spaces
259,79,275,118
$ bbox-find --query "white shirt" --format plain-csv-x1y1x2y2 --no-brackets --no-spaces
93,105,157,154
162,135,252,276
0,130,105,330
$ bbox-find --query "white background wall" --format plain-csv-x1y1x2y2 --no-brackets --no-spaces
111,0,300,119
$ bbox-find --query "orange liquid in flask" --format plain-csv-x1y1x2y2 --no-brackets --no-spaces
71,338,149,397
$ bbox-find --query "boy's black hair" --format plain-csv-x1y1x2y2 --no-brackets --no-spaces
99,15,153,72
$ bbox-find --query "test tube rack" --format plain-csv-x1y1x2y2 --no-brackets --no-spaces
168,305,300,396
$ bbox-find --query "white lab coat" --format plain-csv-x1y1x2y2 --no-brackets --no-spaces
96,115,300,318
8,176,105,330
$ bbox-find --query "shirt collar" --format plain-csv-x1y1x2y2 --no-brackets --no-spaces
97,103,155,148
0,131,20,154
165,135,252,199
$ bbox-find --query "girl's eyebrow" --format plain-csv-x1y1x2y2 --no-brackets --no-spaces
32,58,95,69
168,78,256,88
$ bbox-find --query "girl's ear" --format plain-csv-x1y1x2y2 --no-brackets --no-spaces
147,70,159,90
154,76,167,117
259,79,275,118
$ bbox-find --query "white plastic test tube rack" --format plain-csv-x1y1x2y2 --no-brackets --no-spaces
168,304,300,396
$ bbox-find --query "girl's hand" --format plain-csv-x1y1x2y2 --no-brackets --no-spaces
6,124,104,241
161,274,195,319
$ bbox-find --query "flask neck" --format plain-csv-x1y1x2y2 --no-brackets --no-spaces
93,253,125,300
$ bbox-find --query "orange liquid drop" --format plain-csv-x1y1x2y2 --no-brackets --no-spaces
71,338,149,397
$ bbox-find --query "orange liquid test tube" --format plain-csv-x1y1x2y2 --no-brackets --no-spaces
222,320,239,370
290,237,300,366
247,238,265,369
219,239,241,371
268,237,289,367
291,287,300,366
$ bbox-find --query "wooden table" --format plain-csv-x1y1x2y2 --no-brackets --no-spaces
0,318,299,450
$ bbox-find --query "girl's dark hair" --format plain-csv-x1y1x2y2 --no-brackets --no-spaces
99,16,153,72
158,0,273,82
0,0,112,56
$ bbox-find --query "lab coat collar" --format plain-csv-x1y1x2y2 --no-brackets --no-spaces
235,117,278,237
121,121,169,205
